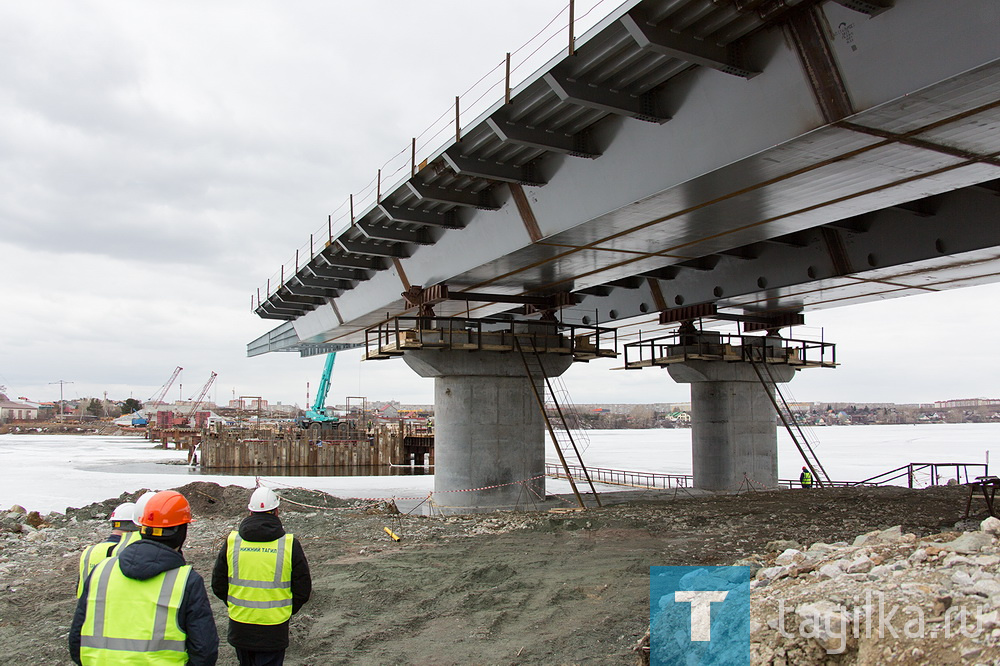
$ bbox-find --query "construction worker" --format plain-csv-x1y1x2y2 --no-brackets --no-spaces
800,466,814,489
131,490,158,529
68,490,219,665
212,487,311,666
76,502,143,597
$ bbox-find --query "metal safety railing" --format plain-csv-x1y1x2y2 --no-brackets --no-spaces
545,373,592,453
852,462,989,488
623,332,836,369
253,0,622,309
778,478,876,489
546,463,693,490
548,463,984,491
364,316,617,360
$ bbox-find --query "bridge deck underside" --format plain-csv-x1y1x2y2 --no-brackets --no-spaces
249,0,1000,356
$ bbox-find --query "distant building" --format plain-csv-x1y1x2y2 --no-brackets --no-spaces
935,398,1000,409
0,394,39,422
373,403,400,419
230,398,268,410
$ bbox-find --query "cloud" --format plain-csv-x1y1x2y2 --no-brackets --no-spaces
2,0,996,410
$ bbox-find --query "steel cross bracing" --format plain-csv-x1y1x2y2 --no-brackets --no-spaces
249,0,1000,357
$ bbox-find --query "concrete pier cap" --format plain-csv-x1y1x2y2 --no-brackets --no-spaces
668,360,795,492
403,348,573,514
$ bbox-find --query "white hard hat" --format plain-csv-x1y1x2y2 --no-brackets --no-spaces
132,491,158,526
248,487,280,512
110,502,136,525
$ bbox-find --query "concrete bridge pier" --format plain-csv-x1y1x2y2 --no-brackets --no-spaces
668,360,795,491
403,349,573,513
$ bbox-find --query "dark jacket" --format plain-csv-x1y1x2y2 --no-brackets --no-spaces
211,512,312,651
69,538,219,665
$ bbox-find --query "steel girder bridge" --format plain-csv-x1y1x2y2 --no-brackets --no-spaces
248,0,1000,358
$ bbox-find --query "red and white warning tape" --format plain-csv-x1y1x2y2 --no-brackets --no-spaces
249,472,550,512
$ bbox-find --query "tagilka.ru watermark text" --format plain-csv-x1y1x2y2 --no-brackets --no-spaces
776,589,987,655
650,567,988,665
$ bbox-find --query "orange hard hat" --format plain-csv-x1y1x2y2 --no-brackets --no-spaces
139,490,194,528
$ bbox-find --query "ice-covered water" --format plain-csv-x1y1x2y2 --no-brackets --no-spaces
0,435,436,513
0,423,995,512
558,423,996,484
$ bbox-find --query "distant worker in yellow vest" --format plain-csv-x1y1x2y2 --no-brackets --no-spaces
800,466,814,489
68,490,219,665
76,502,142,597
212,487,312,666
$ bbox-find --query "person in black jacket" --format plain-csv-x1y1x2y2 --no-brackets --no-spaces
69,490,218,665
212,487,311,666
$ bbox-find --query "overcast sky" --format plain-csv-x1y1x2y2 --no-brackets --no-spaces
2,1,998,409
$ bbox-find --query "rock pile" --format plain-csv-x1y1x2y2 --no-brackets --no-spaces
746,518,1000,664
1,505,52,539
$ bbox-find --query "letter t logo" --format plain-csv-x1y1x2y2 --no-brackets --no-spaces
674,591,729,641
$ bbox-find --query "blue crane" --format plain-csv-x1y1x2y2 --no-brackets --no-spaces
298,353,340,429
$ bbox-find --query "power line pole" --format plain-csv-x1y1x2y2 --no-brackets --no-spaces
49,379,73,420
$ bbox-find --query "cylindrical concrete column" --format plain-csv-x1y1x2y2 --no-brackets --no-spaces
668,361,795,491
403,349,573,513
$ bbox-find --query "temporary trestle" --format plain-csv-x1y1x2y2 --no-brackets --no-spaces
365,315,617,361
514,334,601,508
745,345,831,488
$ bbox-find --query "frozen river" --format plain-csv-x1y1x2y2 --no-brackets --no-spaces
0,423,995,512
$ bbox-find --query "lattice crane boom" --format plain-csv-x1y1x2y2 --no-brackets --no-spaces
147,366,183,407
186,371,218,417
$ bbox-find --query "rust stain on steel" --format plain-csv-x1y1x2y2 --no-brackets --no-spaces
392,258,412,292
785,6,854,123
464,49,1000,293
510,149,999,296
509,183,543,242
463,139,895,291
658,303,717,324
837,120,1000,167
329,298,345,326
646,278,667,312
316,103,999,341
820,226,854,276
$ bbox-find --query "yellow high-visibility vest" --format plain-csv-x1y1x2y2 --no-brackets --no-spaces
79,557,191,665
77,531,142,598
225,531,294,625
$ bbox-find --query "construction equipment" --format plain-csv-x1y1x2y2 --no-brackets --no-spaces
297,353,343,430
176,372,217,427
133,366,182,426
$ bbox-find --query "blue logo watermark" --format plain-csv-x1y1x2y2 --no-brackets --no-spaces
650,566,755,665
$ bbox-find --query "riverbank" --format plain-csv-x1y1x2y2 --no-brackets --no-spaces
2,482,996,664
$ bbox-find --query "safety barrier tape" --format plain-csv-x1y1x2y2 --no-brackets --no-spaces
741,474,772,491
250,472,551,511
431,474,545,494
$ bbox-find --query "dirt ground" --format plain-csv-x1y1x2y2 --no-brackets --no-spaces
0,482,978,665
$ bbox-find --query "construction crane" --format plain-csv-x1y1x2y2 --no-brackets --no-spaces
132,366,182,426
181,371,218,426
298,353,341,430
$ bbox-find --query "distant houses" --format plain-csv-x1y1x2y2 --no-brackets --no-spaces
0,394,39,422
